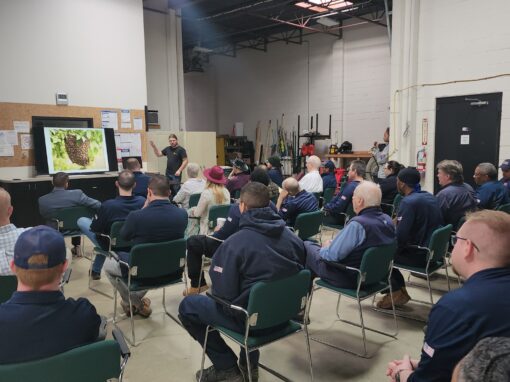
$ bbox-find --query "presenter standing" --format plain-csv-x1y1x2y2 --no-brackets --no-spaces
150,134,188,195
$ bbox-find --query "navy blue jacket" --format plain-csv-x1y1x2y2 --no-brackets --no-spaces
279,190,319,227
324,181,360,216
379,174,398,205
321,173,337,190
476,180,509,210
268,168,283,187
209,207,305,310
500,177,510,197
409,267,510,382
133,171,150,198
120,199,187,245
0,291,100,364
436,183,476,227
397,191,443,250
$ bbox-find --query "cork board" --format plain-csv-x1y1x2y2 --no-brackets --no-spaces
0,102,146,167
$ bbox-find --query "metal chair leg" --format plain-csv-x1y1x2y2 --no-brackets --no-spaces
335,294,342,320
245,345,252,382
357,298,368,357
303,300,314,382
426,274,434,304
199,326,211,382
128,293,136,346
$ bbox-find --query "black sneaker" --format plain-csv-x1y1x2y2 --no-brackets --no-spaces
89,270,101,280
195,365,243,382
239,363,259,382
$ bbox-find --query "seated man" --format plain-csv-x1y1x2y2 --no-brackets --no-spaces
323,160,365,225
226,159,251,198
125,157,150,198
0,226,102,364
103,175,187,318
265,156,283,187
0,187,29,275
256,165,280,200
305,181,395,288
499,159,510,197
77,170,145,280
321,160,338,190
184,168,277,296
173,163,205,209
179,182,305,382
38,172,101,255
386,210,510,382
435,160,476,228
473,162,509,209
377,167,443,309
299,155,323,193
277,177,318,227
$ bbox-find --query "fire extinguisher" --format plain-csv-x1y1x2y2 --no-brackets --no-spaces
417,147,427,175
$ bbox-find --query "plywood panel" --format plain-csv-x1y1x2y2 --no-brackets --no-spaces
0,102,146,168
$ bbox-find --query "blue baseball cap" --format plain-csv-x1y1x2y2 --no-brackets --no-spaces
323,160,336,170
500,159,510,172
14,226,66,269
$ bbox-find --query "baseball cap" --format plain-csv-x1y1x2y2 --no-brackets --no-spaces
323,160,335,171
14,226,66,269
500,159,510,172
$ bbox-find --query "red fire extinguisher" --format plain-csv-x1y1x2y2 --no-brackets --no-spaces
417,147,427,175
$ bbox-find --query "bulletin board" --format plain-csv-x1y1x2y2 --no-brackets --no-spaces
0,102,147,168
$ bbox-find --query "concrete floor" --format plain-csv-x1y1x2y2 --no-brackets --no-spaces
64,233,458,382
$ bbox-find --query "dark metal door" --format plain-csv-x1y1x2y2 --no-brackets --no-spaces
434,92,502,193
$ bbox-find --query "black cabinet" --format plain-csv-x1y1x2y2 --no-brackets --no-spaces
0,175,118,228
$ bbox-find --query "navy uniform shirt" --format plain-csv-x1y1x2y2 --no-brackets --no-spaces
435,183,476,227
279,190,319,227
500,177,510,197
133,171,150,198
0,291,101,364
321,173,337,190
324,181,360,216
476,180,509,209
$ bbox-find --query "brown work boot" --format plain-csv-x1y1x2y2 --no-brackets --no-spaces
137,297,152,318
120,301,137,317
183,284,209,296
376,289,411,309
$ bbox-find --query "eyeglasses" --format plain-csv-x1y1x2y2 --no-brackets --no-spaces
451,235,480,252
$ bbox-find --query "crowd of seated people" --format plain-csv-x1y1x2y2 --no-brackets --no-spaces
1,153,510,382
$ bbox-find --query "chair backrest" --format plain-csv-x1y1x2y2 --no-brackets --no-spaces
109,221,132,250
428,224,453,263
50,206,95,231
0,275,17,304
345,203,355,220
0,340,120,382
246,269,311,330
392,194,403,215
359,241,397,286
208,204,231,229
188,193,201,208
294,211,323,240
322,188,336,204
497,203,510,214
312,192,321,201
129,238,186,279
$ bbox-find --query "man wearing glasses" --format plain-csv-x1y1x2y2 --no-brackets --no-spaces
386,210,510,382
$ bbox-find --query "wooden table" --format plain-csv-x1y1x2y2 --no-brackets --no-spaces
325,151,372,168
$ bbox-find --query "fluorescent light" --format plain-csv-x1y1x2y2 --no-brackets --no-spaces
295,1,312,8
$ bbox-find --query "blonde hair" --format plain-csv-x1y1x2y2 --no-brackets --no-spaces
206,181,228,204
15,255,63,290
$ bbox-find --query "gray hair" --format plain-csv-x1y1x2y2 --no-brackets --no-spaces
457,337,510,382
350,160,366,178
476,162,498,181
187,163,200,179
353,181,381,208
306,155,321,170
437,160,464,183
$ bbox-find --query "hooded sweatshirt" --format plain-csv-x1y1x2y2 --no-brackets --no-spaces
209,206,305,311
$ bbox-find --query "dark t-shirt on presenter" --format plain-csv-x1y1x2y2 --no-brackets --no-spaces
162,145,187,178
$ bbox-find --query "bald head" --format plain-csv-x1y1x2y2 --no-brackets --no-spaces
353,181,381,214
0,187,13,225
306,156,321,170
282,177,300,196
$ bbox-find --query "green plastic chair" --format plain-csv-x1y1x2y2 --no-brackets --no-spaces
199,270,313,382
188,193,202,208
50,206,96,257
394,224,453,304
0,275,17,303
322,188,336,205
497,203,510,214
381,194,403,219
89,221,132,297
309,241,398,358
112,238,187,346
208,204,231,231
233,189,241,200
294,210,323,242
312,192,321,202
322,203,355,232
0,328,130,382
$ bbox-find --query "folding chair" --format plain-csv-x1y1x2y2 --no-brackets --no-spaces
294,210,323,243
199,270,313,382
0,328,130,382
49,206,96,258
322,203,355,239
394,224,453,304
111,238,187,346
0,275,17,303
381,194,403,219
188,193,202,208
89,221,132,298
322,188,336,205
308,242,398,358
207,204,231,232
497,203,510,214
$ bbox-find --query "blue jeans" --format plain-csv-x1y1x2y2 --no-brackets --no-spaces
77,217,105,274
178,295,259,371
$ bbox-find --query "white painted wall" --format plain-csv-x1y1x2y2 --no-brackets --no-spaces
390,0,510,190
184,71,217,132
198,23,391,156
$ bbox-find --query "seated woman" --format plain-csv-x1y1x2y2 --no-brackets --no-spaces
379,160,405,205
188,166,230,235
173,163,205,209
